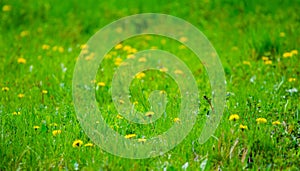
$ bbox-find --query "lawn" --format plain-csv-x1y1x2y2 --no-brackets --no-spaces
1,0,299,170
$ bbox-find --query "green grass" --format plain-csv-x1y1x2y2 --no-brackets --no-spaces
1,0,300,170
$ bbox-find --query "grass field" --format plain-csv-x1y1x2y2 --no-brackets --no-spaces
1,0,300,170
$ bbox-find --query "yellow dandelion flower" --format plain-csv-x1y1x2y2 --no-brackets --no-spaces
135,72,146,79
261,56,269,61
52,130,62,136
174,69,183,75
2,5,11,12
33,126,40,130
256,117,267,124
115,44,123,50
114,58,123,66
42,44,50,50
13,112,21,115
80,44,88,50
116,114,123,119
264,60,272,65
138,57,147,62
243,61,251,66
97,82,105,87
239,124,248,131
18,93,25,98
174,117,181,123
179,36,188,42
283,52,292,58
58,46,64,53
2,87,9,91
123,45,132,51
138,138,146,142
17,57,26,64
52,46,58,51
84,143,94,147
145,111,154,117
288,78,296,82
279,32,285,37
229,114,240,121
159,67,168,72
42,90,48,94
291,50,298,55
125,134,136,139
20,30,30,37
272,121,281,125
104,53,112,59
133,101,138,105
72,140,83,147
127,54,135,59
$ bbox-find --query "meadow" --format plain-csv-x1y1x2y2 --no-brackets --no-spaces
1,0,299,170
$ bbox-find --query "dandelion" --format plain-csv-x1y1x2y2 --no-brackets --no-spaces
179,36,188,42
138,138,146,142
243,61,251,66
72,140,83,147
123,45,131,51
42,90,48,94
58,46,64,53
2,87,9,91
125,134,136,139
13,112,21,115
17,93,25,98
145,111,154,117
256,117,267,124
127,54,135,59
97,82,105,87
283,52,292,58
272,121,281,125
114,44,123,50
2,5,11,12
264,60,272,65
174,69,183,75
159,67,168,72
279,32,285,37
42,44,50,50
288,78,296,82
135,72,146,79
84,143,94,147
261,56,269,61
20,30,29,37
174,118,181,123
138,57,147,62
80,44,88,50
128,48,137,54
229,114,240,121
291,50,298,55
133,101,138,105
114,58,123,66
33,126,40,130
52,130,62,136
239,124,248,131
17,57,26,64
